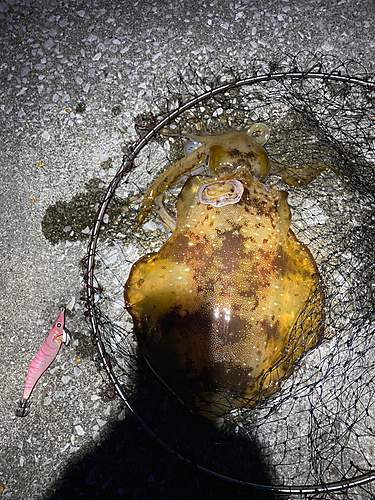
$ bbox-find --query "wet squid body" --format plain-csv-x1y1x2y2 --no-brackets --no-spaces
124,126,325,420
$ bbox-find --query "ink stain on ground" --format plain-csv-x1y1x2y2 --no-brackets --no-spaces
41,177,135,244
71,323,96,361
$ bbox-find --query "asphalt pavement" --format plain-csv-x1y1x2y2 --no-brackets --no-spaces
0,0,374,499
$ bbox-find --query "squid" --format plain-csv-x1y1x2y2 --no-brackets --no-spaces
16,310,71,417
125,127,326,420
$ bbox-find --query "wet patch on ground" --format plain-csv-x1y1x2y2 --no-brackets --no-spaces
41,177,135,244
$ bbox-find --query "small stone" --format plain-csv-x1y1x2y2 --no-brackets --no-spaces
16,87,27,96
62,375,71,384
102,477,112,489
75,425,85,436
86,468,96,485
66,296,75,311
142,220,157,231
60,443,70,452
44,396,52,406
44,38,54,49
322,41,334,51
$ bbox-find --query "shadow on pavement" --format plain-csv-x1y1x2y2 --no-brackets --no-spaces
43,359,278,500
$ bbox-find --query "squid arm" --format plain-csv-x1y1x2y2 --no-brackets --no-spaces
136,144,208,228
15,310,71,417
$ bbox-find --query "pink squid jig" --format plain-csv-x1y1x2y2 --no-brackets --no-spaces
16,310,71,416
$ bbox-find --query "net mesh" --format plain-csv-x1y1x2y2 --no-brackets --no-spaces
83,54,375,498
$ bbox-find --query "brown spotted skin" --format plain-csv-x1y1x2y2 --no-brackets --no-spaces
124,167,323,419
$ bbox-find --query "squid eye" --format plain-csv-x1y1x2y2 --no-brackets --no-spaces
248,122,270,145
56,322,62,328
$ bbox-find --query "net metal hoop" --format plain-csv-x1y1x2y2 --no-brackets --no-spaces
84,69,375,494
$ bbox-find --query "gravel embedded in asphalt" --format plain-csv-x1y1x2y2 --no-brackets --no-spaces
1,0,374,498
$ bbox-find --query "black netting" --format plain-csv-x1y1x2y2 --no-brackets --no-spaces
83,54,375,498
